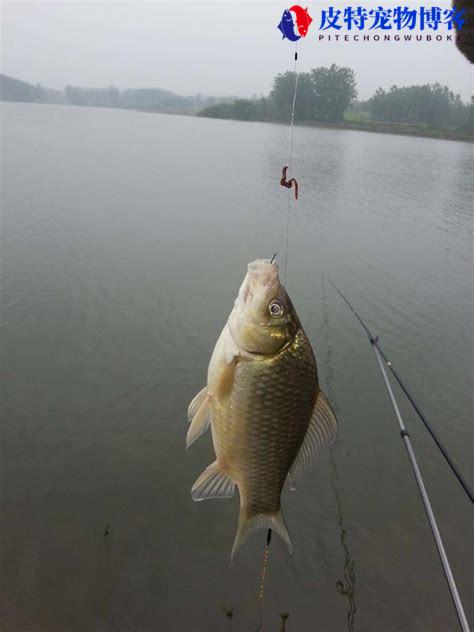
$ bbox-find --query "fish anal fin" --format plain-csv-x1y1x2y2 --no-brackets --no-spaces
232,509,292,562
191,461,235,502
186,392,211,449
289,389,338,482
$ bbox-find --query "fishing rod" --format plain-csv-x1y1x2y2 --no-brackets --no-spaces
329,280,473,504
330,280,470,632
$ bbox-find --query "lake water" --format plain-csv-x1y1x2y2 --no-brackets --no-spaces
1,102,472,632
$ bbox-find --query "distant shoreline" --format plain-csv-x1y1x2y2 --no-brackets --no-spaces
2,100,472,143
295,118,474,143
137,106,474,143
195,113,474,143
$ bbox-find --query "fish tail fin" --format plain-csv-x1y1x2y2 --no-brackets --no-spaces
231,508,293,562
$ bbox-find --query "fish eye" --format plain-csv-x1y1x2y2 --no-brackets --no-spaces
268,300,284,317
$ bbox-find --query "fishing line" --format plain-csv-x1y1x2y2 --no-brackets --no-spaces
330,280,470,632
255,529,272,632
251,37,301,632
258,529,272,600
253,38,300,632
282,41,300,284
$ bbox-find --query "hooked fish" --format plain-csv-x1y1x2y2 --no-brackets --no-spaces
186,259,337,560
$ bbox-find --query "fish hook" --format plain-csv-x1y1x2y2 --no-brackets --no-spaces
280,166,299,200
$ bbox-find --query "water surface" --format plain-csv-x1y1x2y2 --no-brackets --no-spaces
1,103,473,631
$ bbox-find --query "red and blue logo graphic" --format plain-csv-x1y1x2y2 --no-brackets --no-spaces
277,5,313,40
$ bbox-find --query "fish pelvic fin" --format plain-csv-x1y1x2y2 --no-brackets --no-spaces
191,461,235,502
187,386,207,421
231,508,293,562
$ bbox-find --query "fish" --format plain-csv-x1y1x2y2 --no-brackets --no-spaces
277,9,301,41
289,5,313,37
186,259,337,560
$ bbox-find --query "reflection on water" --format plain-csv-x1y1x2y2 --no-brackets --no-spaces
332,457,357,632
1,103,472,631
322,276,358,632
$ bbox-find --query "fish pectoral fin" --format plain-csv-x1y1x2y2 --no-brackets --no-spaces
289,389,338,482
186,388,211,449
191,461,235,502
214,357,237,402
231,509,293,562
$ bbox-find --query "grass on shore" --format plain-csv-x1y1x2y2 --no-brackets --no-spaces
306,117,474,142
197,106,473,142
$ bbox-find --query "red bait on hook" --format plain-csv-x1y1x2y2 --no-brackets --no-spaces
280,166,299,200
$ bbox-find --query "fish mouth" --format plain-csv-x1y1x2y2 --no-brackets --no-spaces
237,259,279,307
246,259,279,289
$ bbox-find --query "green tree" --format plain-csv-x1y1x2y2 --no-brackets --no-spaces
270,71,314,121
367,83,470,126
310,64,357,122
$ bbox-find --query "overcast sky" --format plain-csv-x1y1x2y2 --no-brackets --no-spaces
1,1,472,101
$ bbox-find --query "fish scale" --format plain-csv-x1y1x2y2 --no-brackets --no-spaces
214,329,317,517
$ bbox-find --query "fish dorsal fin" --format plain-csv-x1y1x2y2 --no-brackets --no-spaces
191,461,235,501
289,389,338,484
186,387,211,449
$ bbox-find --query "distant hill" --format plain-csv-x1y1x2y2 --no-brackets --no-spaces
0,73,232,115
0,74,45,102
